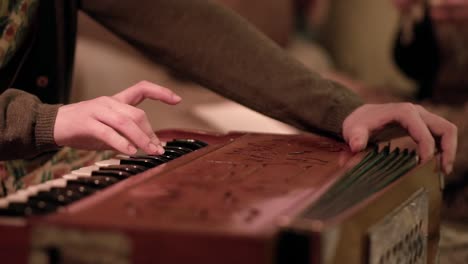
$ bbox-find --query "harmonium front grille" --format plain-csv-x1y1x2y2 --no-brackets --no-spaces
0,130,442,264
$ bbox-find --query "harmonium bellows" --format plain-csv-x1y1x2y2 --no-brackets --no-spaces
0,130,442,264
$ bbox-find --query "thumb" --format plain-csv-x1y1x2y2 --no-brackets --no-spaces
346,126,369,153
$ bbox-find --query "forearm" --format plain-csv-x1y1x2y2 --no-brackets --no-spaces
82,0,363,137
0,89,60,160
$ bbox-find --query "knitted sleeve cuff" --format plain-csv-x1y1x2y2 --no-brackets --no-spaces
35,103,62,151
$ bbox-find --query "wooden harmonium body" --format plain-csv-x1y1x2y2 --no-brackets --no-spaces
0,130,442,264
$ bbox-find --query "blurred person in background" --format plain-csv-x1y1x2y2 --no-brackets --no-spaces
393,0,468,222
391,1,468,261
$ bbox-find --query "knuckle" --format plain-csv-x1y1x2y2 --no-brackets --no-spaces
96,96,108,102
137,80,150,86
395,103,419,121
414,104,425,112
96,96,112,105
449,122,458,133
400,102,416,112
94,126,110,141
113,115,130,127
132,108,146,122
447,123,458,137
136,80,153,91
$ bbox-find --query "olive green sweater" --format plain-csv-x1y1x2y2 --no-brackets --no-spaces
0,0,363,160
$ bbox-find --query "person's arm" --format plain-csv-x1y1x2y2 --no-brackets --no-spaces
81,0,457,174
0,89,60,160
0,82,181,160
81,0,362,138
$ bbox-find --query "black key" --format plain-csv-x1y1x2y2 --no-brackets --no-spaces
100,164,147,174
0,207,14,216
67,176,118,189
0,204,27,217
28,185,98,211
2,202,50,216
155,151,183,160
0,208,21,217
65,184,97,195
164,146,193,154
177,139,208,147
48,187,86,200
162,149,184,158
132,155,169,163
129,155,169,164
23,199,58,214
33,188,82,205
166,139,207,150
140,150,186,161
17,184,96,215
91,170,132,180
119,158,161,168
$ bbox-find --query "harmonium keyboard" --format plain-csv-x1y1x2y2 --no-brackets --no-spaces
0,129,442,264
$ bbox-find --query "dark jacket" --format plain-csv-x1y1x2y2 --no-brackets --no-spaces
12,0,78,104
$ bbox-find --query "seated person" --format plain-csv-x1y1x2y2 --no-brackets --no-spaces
390,0,468,222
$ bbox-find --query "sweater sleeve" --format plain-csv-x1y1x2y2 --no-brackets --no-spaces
0,88,60,160
81,0,363,137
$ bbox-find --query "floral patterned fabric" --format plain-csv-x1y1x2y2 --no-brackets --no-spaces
0,148,115,197
0,0,38,69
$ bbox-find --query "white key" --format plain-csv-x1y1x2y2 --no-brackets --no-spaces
63,174,80,180
16,189,31,198
23,186,40,196
45,179,68,188
33,183,52,192
6,192,29,203
72,165,100,176
95,159,120,167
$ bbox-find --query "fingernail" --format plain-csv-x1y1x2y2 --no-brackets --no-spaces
148,143,159,154
128,145,137,154
172,94,182,101
157,145,165,155
350,137,364,152
445,164,453,175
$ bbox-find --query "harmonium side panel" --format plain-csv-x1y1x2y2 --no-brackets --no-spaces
280,137,442,264
300,159,441,264
0,224,30,263
32,132,351,264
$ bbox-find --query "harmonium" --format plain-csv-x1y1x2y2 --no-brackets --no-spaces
0,129,442,264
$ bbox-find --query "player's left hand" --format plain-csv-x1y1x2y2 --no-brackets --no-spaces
342,103,458,175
